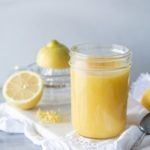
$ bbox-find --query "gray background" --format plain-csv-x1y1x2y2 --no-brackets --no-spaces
0,0,150,84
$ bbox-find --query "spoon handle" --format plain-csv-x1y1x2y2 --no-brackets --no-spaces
131,132,146,150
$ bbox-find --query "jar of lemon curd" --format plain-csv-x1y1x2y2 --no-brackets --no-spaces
70,44,131,139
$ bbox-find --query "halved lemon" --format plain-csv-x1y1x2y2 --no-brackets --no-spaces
3,71,43,109
36,40,70,69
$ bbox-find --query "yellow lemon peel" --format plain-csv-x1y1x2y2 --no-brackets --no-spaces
36,40,70,69
141,89,150,111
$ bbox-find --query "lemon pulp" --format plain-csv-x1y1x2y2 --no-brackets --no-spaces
3,71,43,109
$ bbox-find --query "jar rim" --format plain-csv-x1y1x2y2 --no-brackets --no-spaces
70,44,131,60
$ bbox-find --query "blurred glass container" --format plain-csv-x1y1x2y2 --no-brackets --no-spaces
27,63,70,105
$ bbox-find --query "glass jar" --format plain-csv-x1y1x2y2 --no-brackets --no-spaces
70,44,131,139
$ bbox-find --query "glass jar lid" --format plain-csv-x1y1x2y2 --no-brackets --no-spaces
70,44,131,71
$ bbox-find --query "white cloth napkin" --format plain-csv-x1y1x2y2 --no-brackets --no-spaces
0,99,148,150
0,73,150,150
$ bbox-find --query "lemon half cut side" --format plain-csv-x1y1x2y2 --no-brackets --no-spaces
3,71,43,110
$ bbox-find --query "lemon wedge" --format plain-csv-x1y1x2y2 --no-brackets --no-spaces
3,71,43,110
36,40,70,69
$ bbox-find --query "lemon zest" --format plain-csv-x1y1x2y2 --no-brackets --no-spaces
36,109,61,124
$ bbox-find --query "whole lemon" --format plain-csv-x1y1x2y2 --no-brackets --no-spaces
36,40,70,69
141,89,150,111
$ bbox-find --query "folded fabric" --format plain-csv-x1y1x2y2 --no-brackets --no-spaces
0,98,148,150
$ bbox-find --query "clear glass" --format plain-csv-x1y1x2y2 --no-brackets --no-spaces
27,63,70,105
70,44,131,139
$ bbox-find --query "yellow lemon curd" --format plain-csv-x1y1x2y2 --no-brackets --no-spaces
71,61,130,139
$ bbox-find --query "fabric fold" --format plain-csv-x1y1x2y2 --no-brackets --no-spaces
1,73,150,150
0,100,149,150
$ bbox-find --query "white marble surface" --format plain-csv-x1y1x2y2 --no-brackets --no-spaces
0,131,41,150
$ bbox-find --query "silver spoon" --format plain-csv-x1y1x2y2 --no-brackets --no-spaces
131,113,150,150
